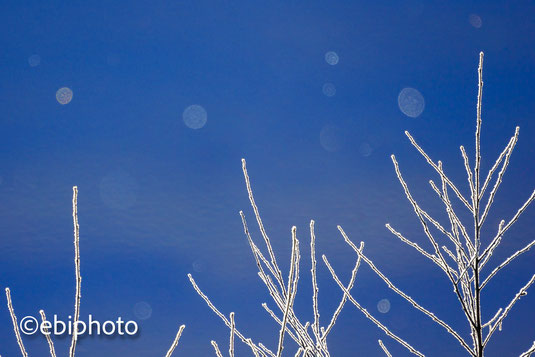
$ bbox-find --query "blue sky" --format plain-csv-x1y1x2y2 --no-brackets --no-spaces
1,1,534,356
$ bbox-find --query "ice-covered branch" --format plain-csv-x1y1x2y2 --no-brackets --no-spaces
309,220,322,350
242,159,285,294
70,186,82,357
338,227,475,353
481,238,535,290
39,310,57,357
188,274,272,356
479,127,520,226
483,274,535,347
5,288,27,357
322,255,425,357
164,325,186,357
277,227,299,357
379,340,393,357
404,131,473,212
321,242,364,343
479,189,535,265
520,341,535,357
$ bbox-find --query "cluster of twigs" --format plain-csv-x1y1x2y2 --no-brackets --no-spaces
3,187,186,357
188,158,364,357
323,52,535,356
190,53,534,357
3,53,533,357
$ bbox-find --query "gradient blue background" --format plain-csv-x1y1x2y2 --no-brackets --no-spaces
1,1,534,356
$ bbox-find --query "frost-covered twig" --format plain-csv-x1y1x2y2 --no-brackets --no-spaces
188,273,273,356
520,341,535,357
379,339,392,357
310,221,321,347
326,52,534,356
70,186,82,357
242,159,286,294
277,227,299,357
230,313,236,357
5,288,28,357
321,242,364,343
39,310,57,357
481,238,535,290
338,227,474,354
4,187,185,356
483,274,535,346
165,325,186,357
211,341,224,357
190,159,360,356
322,255,425,357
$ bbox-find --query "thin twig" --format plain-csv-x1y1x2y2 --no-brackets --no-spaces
70,186,82,357
277,227,299,357
483,274,535,346
242,159,285,294
165,325,186,357
211,341,224,357
5,288,28,357
339,227,475,355
322,255,425,357
520,341,535,357
379,339,393,357
40,310,57,357
310,220,321,347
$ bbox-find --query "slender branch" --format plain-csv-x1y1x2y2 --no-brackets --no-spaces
277,227,299,357
460,145,475,204
39,310,57,357
188,274,273,357
479,133,517,199
429,179,474,257
211,341,224,357
480,127,520,226
5,288,28,357
483,274,535,347
482,308,502,330
165,325,186,357
242,159,285,294
322,255,425,357
392,156,476,325
480,189,535,264
321,242,364,342
229,313,235,357
339,227,475,355
379,340,393,357
520,341,535,357
70,186,82,357
479,220,505,271
310,220,321,346
385,224,440,270
481,238,535,290
262,303,299,344
475,51,484,211
404,131,473,211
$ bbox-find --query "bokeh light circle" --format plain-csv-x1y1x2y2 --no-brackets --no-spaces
320,125,344,152
469,14,482,28
377,298,391,313
325,51,339,65
192,260,205,273
359,142,373,157
398,87,425,118
183,104,207,129
56,87,73,105
28,55,41,67
134,302,152,320
322,83,336,97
